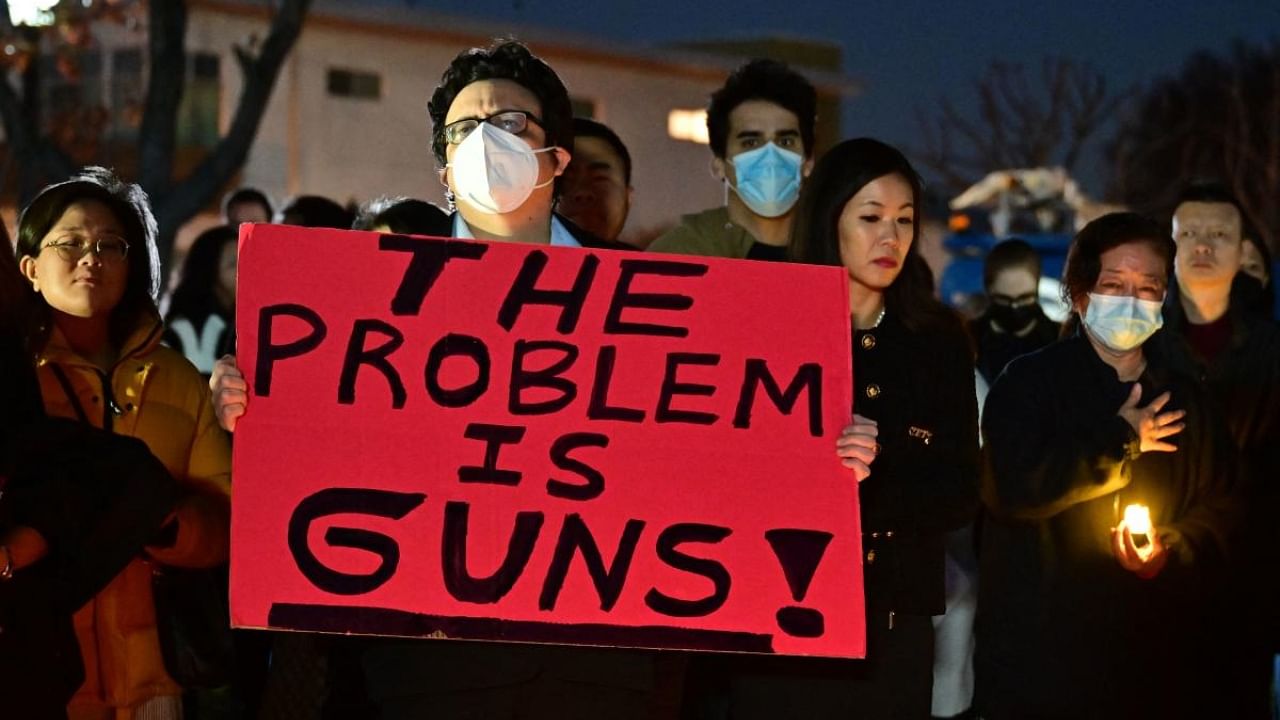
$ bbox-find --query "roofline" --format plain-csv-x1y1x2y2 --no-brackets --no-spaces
187,0,860,96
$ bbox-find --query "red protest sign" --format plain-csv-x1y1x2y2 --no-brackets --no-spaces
229,224,863,658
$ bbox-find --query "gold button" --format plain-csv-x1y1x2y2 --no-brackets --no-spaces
865,383,881,399
861,334,876,350
866,550,876,564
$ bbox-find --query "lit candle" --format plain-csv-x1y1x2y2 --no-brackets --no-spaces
1123,503,1153,560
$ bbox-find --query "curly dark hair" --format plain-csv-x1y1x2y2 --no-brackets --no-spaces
428,40,574,172
706,58,817,160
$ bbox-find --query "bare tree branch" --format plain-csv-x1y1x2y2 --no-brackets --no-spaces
911,58,1116,194
137,0,188,196
161,0,311,233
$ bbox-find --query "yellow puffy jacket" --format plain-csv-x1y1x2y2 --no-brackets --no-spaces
34,314,231,717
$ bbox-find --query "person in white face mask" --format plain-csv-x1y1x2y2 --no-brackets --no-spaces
977,212,1240,719
208,41,647,720
649,58,817,261
425,42,632,252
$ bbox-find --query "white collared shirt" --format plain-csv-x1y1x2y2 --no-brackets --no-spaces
452,214,582,248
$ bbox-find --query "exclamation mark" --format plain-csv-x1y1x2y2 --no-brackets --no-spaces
764,528,834,638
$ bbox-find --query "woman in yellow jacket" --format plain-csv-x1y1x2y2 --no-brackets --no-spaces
16,168,231,720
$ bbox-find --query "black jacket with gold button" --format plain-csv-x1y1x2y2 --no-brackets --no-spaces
853,310,980,617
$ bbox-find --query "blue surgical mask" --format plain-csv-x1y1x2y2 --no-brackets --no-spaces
727,143,803,218
1082,293,1164,353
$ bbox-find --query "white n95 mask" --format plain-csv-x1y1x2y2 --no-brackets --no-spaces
448,122,556,214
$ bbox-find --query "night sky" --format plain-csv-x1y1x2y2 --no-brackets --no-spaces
367,0,1279,196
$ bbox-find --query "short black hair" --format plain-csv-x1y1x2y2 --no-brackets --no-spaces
16,167,161,346
706,58,817,160
428,40,574,169
352,196,450,235
222,187,273,220
280,195,355,229
1173,180,1245,224
572,117,632,185
983,239,1042,289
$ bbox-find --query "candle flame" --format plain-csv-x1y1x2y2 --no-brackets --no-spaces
1124,504,1152,536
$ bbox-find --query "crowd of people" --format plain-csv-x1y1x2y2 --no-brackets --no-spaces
1,37,1277,720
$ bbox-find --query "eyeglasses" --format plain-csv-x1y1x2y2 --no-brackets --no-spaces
442,110,543,145
40,234,130,263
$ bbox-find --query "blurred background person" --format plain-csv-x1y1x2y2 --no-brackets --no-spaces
557,117,633,244
278,194,355,229
968,238,1061,385
1238,229,1275,322
221,187,273,227
163,225,237,377
1153,182,1280,718
351,195,450,236
16,168,232,720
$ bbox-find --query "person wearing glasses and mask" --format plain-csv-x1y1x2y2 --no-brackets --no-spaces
649,58,816,262
969,239,1060,384
210,41,658,720
16,168,231,720
977,213,1237,719
429,42,630,251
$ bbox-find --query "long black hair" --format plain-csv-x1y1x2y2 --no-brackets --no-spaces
0,221,29,338
789,137,952,333
15,167,161,349
166,224,238,324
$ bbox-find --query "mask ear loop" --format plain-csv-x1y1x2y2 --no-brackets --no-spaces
531,145,565,190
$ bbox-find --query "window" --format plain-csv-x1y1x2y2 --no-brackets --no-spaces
570,96,597,119
177,52,221,148
667,108,708,144
327,68,381,100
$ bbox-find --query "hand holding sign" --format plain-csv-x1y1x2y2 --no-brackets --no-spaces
836,414,878,483
210,355,247,432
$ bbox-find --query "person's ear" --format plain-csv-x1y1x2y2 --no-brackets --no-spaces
550,147,571,178
711,156,727,182
19,255,39,292
802,155,815,179
438,166,450,191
